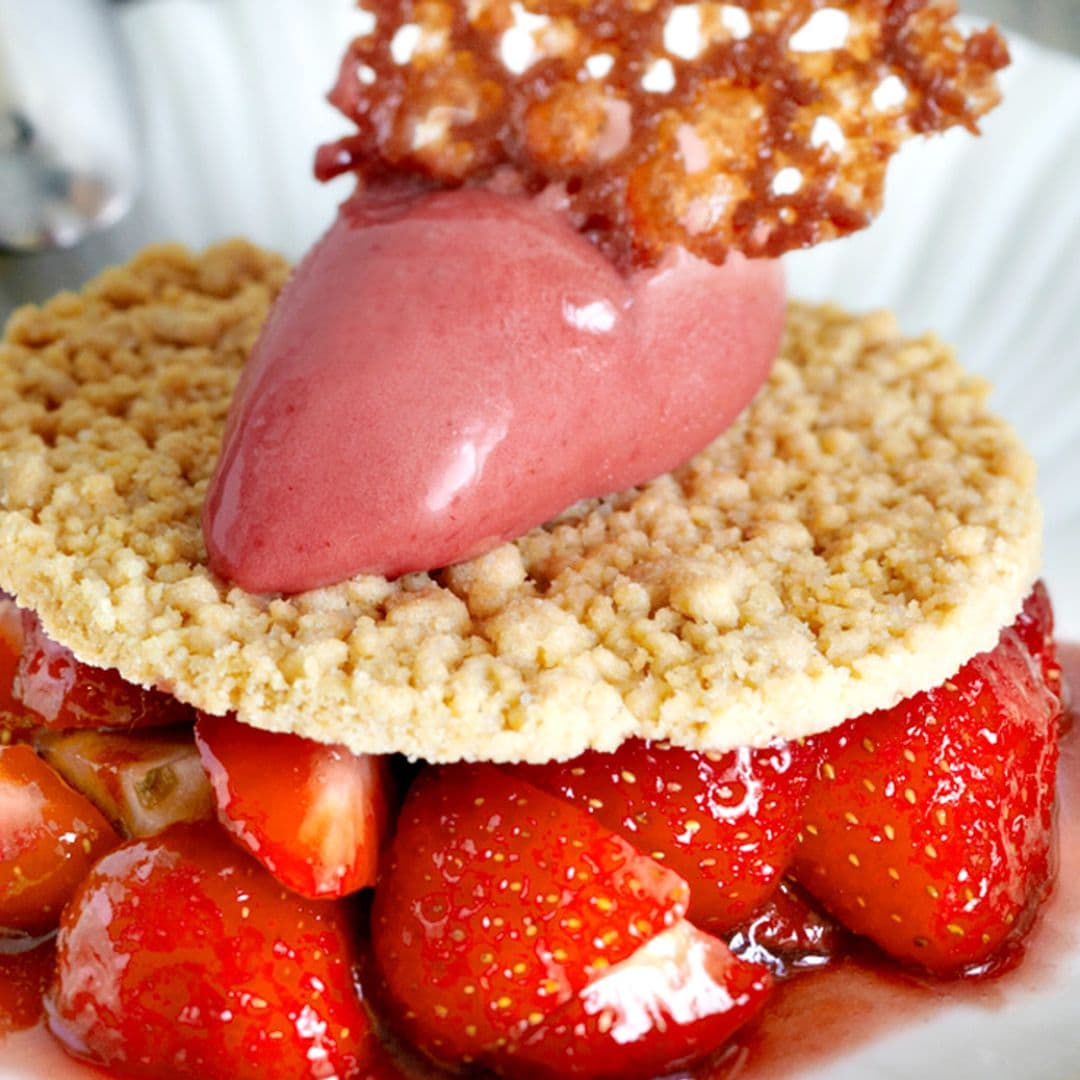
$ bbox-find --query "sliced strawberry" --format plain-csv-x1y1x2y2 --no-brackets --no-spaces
371,763,691,1071
195,713,394,899
512,738,815,932
13,609,195,731
37,727,214,837
48,822,397,1079
513,918,770,1079
725,879,843,976
0,744,118,936
792,623,1060,975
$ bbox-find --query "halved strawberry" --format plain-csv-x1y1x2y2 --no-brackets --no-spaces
195,713,394,899
792,621,1060,975
512,738,815,932
513,919,770,1079
13,609,194,730
48,822,399,1079
37,727,214,837
0,744,118,936
371,763,692,1069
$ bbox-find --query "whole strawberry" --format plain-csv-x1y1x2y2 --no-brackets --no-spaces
792,619,1060,975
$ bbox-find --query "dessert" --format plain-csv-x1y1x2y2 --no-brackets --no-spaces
0,2,1069,1079
0,250,1065,1079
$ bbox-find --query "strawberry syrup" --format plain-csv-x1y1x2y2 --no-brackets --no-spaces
1,645,1078,1080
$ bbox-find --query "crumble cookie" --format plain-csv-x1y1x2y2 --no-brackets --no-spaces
0,241,1040,763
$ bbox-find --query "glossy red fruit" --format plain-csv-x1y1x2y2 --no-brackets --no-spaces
0,593,35,729
1014,581,1064,707
371,763,690,1070
48,823,395,1079
513,919,771,1079
0,744,118,936
0,938,56,1036
513,738,815,932
13,610,195,731
195,713,395,899
792,623,1060,975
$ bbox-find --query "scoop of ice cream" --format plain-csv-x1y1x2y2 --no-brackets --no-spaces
202,188,784,593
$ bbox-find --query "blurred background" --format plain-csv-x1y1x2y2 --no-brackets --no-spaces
974,0,1078,51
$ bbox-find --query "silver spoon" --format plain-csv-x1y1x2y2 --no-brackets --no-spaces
0,0,139,253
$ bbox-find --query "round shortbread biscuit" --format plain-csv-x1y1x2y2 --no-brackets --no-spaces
0,241,1041,763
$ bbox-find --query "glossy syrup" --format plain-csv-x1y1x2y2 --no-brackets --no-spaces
2,645,1078,1080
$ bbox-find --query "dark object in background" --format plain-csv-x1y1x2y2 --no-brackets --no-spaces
0,0,139,252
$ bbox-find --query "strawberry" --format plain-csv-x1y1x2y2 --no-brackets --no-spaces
0,593,35,729
512,738,815,932
13,609,195,731
371,763,768,1078
195,713,395,899
0,938,56,1036
1014,581,1065,708
48,822,398,1079
0,744,118,936
37,727,214,838
512,919,770,1080
373,764,681,1064
792,622,1060,975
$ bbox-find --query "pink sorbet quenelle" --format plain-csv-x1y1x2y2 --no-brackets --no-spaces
203,187,784,593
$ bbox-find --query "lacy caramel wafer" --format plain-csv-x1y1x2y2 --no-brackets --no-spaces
318,0,1008,268
0,242,1040,762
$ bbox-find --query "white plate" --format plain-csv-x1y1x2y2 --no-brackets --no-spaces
0,3,1078,1078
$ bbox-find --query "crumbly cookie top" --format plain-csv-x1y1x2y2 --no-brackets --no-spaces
0,242,1040,762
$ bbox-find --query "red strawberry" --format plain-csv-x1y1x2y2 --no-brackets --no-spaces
0,744,118,936
0,938,56,1036
13,609,194,731
512,919,770,1079
512,738,815,932
37,727,214,838
372,763,768,1075
792,623,1060,975
1014,581,1064,708
195,713,395,899
48,822,399,1079
0,593,35,729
